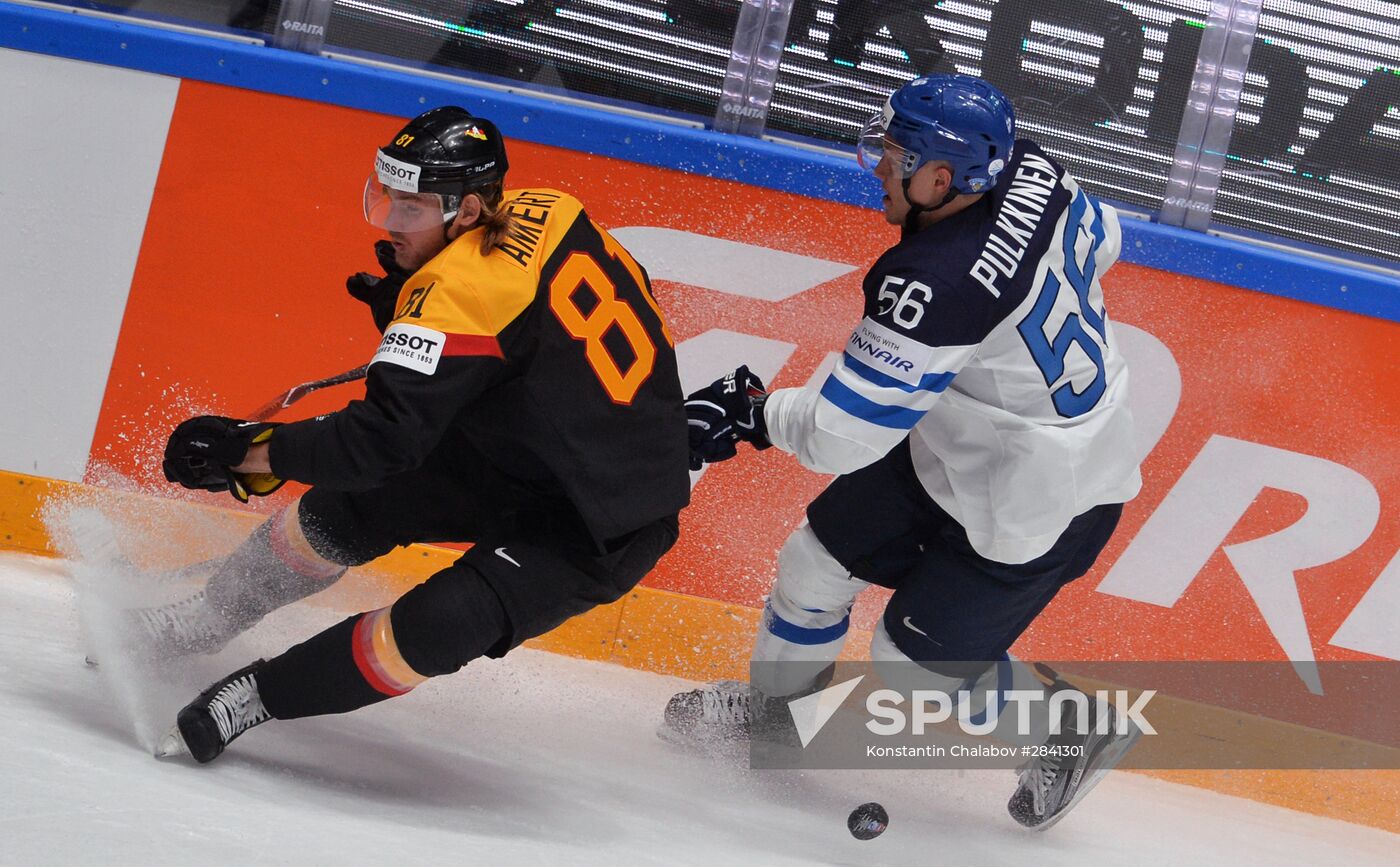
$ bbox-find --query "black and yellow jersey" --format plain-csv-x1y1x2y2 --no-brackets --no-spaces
269,189,690,545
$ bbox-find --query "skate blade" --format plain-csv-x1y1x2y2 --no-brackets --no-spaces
1031,725,1144,833
154,725,190,760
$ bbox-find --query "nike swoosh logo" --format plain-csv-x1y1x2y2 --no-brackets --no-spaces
735,416,755,430
903,616,929,637
236,422,260,427
494,547,521,568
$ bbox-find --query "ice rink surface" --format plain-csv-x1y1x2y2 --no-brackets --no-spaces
3,551,1396,866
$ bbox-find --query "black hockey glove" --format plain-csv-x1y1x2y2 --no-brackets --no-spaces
163,417,285,503
685,366,771,470
346,240,412,333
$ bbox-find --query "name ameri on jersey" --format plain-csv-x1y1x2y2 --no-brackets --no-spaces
498,191,563,267
969,153,1060,298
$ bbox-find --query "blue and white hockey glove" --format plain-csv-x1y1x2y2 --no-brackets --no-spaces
685,366,771,470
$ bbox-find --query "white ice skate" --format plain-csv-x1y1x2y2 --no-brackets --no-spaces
1008,695,1143,830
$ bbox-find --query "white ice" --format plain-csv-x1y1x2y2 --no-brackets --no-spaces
2,551,1395,866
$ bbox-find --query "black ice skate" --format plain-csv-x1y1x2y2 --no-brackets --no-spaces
127,591,241,656
660,674,821,751
156,660,271,763
1007,691,1142,831
661,680,753,746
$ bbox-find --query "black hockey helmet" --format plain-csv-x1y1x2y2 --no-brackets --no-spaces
364,106,509,232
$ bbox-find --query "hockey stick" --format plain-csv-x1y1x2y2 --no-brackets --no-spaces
247,364,369,421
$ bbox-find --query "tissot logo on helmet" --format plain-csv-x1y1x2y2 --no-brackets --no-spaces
375,151,421,193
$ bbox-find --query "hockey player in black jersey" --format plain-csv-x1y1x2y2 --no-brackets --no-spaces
665,75,1144,829
151,106,689,763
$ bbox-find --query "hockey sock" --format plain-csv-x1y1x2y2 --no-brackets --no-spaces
258,610,414,719
257,568,510,720
204,503,347,631
749,524,865,698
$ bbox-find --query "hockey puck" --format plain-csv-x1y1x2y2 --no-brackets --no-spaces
847,802,888,840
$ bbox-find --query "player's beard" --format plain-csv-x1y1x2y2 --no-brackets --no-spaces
389,228,450,272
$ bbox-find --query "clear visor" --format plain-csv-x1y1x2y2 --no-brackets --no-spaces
363,177,459,232
856,111,920,179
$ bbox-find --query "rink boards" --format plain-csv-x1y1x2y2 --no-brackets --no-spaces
1,18,1398,832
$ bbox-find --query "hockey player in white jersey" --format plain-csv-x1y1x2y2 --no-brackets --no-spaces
663,74,1144,829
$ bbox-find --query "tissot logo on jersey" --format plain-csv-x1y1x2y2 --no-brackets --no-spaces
969,152,1060,298
371,323,446,374
847,318,935,387
382,331,440,353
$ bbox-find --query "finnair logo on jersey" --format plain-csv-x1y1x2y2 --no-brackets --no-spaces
847,318,934,387
969,152,1060,298
850,337,915,372
372,323,445,375
375,151,420,193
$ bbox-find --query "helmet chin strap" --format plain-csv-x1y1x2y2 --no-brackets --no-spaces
900,174,959,234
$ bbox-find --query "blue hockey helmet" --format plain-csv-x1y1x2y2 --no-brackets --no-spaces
857,74,1016,194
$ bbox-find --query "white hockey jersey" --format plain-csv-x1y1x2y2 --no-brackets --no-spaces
764,140,1142,564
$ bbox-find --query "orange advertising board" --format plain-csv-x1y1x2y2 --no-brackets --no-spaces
89,80,1400,682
